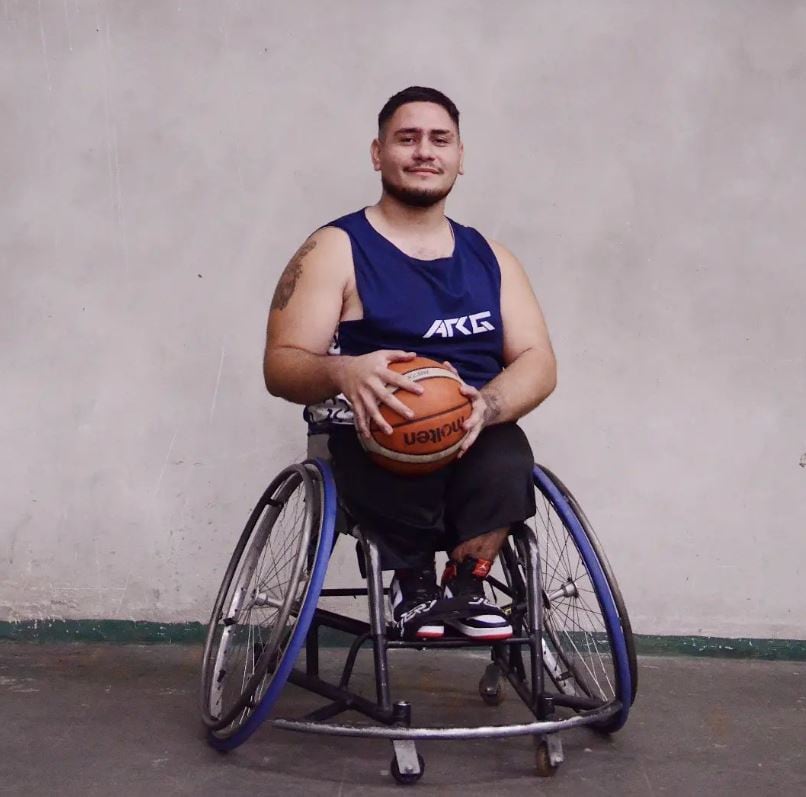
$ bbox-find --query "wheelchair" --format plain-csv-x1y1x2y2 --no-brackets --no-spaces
199,433,638,784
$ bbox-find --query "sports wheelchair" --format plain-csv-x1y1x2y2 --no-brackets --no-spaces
199,435,637,784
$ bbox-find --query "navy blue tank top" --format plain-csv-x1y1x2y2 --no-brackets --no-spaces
326,208,504,389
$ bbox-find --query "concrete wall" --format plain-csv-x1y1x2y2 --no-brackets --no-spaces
2,0,804,638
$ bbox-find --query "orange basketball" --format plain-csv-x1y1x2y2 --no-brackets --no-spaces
360,356,472,476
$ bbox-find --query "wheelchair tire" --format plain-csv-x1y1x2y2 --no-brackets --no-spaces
390,754,425,785
530,464,636,732
199,459,337,749
538,466,638,702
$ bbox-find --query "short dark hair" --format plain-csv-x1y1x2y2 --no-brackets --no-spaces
378,86,460,137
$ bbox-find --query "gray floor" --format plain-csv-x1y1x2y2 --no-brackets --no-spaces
1,642,804,796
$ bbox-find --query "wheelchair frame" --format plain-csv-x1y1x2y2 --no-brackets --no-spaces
201,452,636,783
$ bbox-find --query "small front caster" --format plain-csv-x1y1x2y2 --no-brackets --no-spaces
480,685,504,706
391,737,423,785
535,735,563,777
391,754,425,785
478,662,505,706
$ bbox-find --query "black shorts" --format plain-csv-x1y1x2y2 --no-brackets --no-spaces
327,422,536,569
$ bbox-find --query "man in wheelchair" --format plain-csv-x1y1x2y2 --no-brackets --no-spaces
263,86,557,643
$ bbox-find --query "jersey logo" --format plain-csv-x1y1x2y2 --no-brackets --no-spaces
423,311,495,339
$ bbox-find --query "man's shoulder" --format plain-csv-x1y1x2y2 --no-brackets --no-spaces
292,224,353,279
449,217,501,258
310,224,351,247
319,207,365,234
446,215,489,242
450,221,522,274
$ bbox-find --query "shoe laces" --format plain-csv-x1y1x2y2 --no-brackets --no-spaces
396,567,441,605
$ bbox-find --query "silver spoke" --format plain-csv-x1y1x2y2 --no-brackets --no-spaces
530,474,621,709
202,465,323,738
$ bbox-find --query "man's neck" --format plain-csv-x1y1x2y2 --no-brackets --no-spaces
371,194,447,235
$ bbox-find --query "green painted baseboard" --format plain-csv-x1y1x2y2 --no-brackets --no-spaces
1,619,805,660
0,619,207,645
633,634,806,660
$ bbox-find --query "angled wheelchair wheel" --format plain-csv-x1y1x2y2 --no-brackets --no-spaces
531,464,637,732
199,459,336,749
498,466,637,732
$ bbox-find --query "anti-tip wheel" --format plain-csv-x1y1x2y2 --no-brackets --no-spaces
478,681,505,706
391,754,425,785
478,663,505,706
535,740,560,778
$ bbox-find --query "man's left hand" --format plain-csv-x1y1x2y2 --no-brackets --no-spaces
442,361,491,458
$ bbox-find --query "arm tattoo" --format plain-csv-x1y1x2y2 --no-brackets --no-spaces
480,387,502,425
271,240,317,310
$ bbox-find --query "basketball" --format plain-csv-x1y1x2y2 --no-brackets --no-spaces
360,356,472,476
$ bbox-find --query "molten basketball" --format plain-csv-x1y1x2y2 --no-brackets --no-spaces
360,356,471,476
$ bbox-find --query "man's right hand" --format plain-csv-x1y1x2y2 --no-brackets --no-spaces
334,350,424,439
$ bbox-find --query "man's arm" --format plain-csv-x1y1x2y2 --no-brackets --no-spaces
456,240,557,454
263,227,350,403
263,227,423,435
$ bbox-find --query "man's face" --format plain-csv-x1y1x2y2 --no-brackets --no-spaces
371,102,464,208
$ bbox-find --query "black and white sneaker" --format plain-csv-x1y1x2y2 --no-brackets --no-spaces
390,566,445,640
440,557,513,640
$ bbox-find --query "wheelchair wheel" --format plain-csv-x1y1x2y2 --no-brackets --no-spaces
531,464,637,731
498,466,636,732
200,459,336,749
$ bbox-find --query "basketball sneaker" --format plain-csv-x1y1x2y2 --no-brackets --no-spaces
390,566,445,640
440,557,513,640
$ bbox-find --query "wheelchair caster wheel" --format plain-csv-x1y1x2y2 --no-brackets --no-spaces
535,737,562,777
391,754,425,785
479,682,504,706
478,663,505,706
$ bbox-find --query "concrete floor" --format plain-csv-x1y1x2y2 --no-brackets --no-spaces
0,642,804,796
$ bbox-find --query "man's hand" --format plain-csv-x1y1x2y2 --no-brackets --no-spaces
441,361,502,458
336,350,424,439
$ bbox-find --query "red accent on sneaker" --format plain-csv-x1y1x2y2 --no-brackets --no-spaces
441,561,458,586
471,558,493,579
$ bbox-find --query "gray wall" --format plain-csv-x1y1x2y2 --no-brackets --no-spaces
2,1,804,638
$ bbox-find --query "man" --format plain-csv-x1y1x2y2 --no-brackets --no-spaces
263,86,556,641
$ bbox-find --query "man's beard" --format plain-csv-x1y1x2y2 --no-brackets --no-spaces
381,174,455,208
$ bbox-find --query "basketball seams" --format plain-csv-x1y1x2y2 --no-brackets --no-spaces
401,366,462,382
361,356,469,474
386,366,463,396
371,401,471,431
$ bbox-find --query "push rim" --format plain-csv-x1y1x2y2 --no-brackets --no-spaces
200,461,332,739
539,466,638,703
204,459,337,749
201,463,315,732
530,465,634,730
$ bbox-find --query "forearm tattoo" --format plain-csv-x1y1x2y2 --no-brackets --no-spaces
271,240,317,310
480,387,502,425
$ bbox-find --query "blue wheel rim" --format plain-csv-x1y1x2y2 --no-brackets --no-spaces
532,465,632,729
208,459,338,750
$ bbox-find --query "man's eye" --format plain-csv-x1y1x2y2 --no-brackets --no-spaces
400,137,415,143
435,139,449,145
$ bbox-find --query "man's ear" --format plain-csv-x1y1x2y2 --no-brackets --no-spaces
458,141,465,175
370,138,382,172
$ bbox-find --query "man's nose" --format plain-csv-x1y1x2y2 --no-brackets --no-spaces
413,140,436,160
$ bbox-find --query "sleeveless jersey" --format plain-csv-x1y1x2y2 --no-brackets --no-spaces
304,208,504,430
